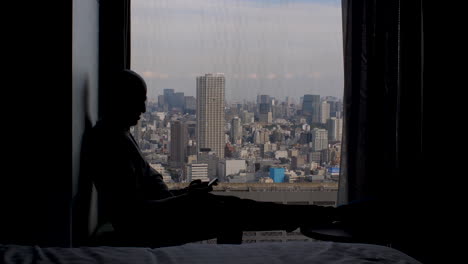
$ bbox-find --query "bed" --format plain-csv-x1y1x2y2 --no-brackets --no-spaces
2,241,421,264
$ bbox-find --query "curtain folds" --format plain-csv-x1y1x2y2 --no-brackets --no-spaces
338,0,424,205
338,0,426,260
338,0,401,205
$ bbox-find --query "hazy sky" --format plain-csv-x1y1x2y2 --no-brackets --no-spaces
131,0,343,102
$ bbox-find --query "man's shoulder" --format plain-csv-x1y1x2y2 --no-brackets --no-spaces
89,121,133,145
91,121,128,136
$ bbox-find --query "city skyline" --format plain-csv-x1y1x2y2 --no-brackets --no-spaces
131,0,343,102
134,73,343,185
151,89,342,105
134,95,343,184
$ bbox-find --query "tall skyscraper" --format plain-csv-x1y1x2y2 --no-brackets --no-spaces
328,100,343,118
259,103,272,123
170,120,188,167
196,73,225,158
320,101,330,124
163,88,175,110
173,92,185,111
257,94,271,104
231,116,242,145
157,95,165,108
326,117,343,142
302,94,320,123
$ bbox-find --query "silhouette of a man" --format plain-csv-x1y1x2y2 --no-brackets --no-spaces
84,69,338,247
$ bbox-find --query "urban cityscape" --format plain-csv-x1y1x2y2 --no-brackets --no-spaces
130,0,344,244
130,72,343,243
131,73,342,188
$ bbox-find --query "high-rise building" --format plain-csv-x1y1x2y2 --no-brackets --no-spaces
320,101,330,124
259,112,272,124
328,100,343,118
157,95,165,109
186,121,197,139
302,94,320,123
310,128,328,151
321,148,331,164
196,73,225,158
170,120,188,167
258,94,271,104
259,103,271,113
163,88,175,109
231,116,242,145
173,92,185,111
326,117,343,142
184,96,196,114
258,103,272,123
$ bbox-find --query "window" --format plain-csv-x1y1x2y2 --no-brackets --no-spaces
131,0,343,223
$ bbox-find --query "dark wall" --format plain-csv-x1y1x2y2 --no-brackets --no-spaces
0,0,128,247
1,1,73,246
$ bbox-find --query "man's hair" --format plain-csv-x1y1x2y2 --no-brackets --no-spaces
114,69,146,96
109,69,147,106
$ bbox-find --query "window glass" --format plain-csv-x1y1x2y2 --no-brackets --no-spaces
132,0,343,243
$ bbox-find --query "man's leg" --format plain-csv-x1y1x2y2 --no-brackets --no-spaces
208,193,337,232
134,192,337,246
132,192,247,246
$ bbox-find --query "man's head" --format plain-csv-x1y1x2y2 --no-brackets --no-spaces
106,69,147,128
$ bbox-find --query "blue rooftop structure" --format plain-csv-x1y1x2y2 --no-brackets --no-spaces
269,167,285,183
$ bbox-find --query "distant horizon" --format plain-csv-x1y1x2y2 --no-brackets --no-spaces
132,0,344,101
147,91,342,106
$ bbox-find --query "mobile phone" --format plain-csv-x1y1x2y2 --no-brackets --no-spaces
208,178,218,187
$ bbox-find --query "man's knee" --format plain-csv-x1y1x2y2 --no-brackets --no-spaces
217,229,243,244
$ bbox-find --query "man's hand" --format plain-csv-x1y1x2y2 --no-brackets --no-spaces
187,179,213,194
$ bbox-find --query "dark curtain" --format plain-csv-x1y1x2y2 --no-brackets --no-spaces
339,0,428,262
338,0,402,205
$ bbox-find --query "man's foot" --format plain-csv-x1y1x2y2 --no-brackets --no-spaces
330,198,391,244
299,206,340,230
335,198,379,225
285,225,299,233
299,199,385,243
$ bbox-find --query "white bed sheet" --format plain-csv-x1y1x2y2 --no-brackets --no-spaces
2,241,422,264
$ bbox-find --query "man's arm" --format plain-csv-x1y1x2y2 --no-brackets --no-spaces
169,179,214,196
170,188,189,196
